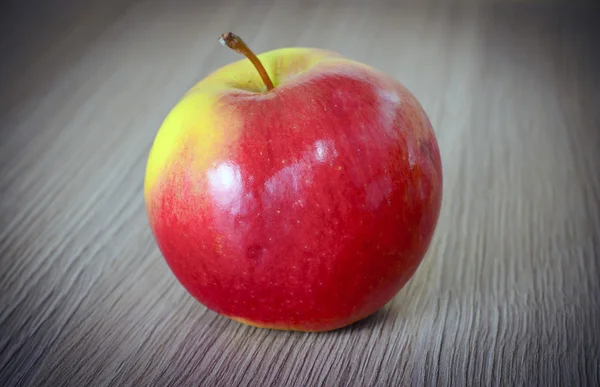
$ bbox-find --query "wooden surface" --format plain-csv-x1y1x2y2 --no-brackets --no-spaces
1,1,599,386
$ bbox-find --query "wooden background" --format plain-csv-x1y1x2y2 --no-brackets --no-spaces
1,0,599,386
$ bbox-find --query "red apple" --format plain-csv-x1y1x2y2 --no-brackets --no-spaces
144,33,443,332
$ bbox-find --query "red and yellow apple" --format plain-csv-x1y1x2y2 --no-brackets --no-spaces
144,33,443,332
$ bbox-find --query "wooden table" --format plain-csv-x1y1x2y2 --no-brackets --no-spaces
1,1,599,385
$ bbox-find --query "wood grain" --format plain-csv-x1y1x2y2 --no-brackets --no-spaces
1,1,599,386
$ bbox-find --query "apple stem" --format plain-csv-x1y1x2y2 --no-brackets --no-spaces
219,32,275,91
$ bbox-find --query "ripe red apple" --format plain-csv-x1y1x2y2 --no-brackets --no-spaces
144,33,443,332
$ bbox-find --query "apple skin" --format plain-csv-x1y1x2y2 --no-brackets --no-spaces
144,47,442,332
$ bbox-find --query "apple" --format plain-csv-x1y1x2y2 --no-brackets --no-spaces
144,32,442,332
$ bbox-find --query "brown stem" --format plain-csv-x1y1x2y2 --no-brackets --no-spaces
219,32,275,91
